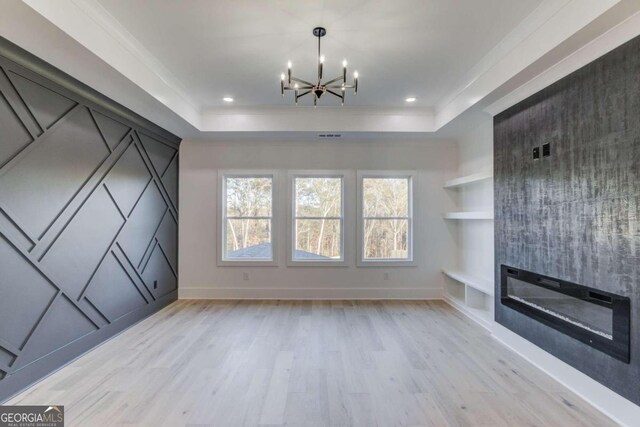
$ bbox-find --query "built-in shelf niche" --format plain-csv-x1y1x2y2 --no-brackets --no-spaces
443,269,493,295
443,270,494,328
443,167,494,329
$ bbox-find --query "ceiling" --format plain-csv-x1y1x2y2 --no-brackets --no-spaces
96,0,542,109
4,0,639,137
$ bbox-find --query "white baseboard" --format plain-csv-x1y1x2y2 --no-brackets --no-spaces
178,287,443,300
491,324,640,427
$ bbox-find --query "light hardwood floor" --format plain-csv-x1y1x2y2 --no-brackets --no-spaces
7,300,616,426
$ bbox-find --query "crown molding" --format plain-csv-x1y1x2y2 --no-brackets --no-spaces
433,0,621,129
435,0,570,113
485,8,640,116
21,0,202,128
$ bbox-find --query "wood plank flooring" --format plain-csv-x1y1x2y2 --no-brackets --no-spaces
7,300,617,426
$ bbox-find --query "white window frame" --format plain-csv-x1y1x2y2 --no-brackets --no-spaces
217,170,278,266
287,171,351,267
357,170,416,267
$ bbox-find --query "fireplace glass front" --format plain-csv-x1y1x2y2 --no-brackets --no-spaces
501,265,630,363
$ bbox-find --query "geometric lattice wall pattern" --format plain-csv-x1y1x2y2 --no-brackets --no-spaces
0,38,179,401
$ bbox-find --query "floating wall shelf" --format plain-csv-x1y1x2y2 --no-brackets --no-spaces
443,211,494,220
443,171,493,189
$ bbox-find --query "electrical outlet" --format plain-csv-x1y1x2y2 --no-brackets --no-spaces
384,272,390,280
243,272,249,281
533,147,540,160
153,280,158,289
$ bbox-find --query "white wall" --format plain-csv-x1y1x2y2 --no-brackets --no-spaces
179,138,458,299
457,116,494,280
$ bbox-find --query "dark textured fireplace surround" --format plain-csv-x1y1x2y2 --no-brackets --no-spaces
495,35,640,404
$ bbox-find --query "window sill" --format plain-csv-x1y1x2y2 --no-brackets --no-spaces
286,260,349,268
357,259,417,268
217,259,279,267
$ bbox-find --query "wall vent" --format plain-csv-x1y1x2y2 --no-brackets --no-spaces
318,133,342,139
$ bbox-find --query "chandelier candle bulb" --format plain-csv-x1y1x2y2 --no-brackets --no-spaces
342,59,347,81
287,61,292,84
354,71,358,94
280,73,285,95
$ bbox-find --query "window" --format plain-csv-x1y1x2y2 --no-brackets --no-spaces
359,173,414,264
221,174,274,262
292,175,344,262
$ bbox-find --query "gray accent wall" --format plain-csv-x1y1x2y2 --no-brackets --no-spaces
494,35,640,404
0,37,179,401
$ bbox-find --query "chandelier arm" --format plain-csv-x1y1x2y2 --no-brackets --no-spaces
326,89,344,99
323,76,345,86
327,85,354,89
284,85,313,90
296,90,312,98
291,77,315,87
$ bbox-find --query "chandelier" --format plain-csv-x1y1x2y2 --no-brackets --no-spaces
280,27,358,106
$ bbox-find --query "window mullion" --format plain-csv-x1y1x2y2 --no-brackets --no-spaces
363,216,410,220
295,216,343,220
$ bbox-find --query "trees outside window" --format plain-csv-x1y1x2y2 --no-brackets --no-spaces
361,175,413,261
222,175,273,261
293,176,343,261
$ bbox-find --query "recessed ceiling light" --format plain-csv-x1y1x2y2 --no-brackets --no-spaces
405,97,417,103
223,97,234,103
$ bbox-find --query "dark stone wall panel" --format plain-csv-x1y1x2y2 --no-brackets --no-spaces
0,36,180,402
495,35,640,404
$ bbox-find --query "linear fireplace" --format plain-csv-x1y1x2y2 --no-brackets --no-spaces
500,265,630,363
